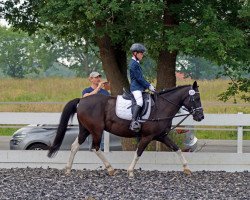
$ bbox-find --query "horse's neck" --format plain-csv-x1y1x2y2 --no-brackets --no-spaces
168,87,188,105
157,87,188,116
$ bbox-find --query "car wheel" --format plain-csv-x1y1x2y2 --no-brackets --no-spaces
27,143,49,150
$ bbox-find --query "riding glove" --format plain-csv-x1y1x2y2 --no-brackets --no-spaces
149,85,156,92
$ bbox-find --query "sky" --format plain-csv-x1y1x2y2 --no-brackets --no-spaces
0,18,9,27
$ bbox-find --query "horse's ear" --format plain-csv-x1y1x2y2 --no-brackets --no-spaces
193,81,198,89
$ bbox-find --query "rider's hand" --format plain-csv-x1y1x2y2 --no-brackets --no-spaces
149,84,156,92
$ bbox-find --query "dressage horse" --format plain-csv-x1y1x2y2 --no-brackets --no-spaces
48,81,204,177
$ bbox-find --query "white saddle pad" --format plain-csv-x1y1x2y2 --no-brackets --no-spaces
115,95,152,122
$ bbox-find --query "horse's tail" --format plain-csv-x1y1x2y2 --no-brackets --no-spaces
47,98,80,158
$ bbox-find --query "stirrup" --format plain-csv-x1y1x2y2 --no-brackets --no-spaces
129,121,141,132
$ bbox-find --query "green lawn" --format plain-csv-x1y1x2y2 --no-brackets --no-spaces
195,130,250,140
0,128,19,136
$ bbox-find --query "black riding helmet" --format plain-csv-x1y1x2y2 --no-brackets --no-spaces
130,43,146,53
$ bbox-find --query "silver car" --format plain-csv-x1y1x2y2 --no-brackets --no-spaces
10,124,122,151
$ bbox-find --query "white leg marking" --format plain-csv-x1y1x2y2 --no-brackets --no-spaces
177,149,187,166
176,149,191,175
65,137,80,175
127,149,140,178
94,149,115,175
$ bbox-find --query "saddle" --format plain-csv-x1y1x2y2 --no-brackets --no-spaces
115,88,154,121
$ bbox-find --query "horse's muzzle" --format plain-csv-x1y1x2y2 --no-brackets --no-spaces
193,111,204,122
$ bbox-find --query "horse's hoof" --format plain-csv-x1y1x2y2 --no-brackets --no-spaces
108,169,118,176
65,168,71,176
127,171,134,179
183,168,192,175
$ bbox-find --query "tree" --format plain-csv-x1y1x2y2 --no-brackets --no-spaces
177,56,222,80
0,26,102,78
2,0,249,100
0,26,38,78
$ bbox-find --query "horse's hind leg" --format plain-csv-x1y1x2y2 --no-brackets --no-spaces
91,133,116,176
157,135,191,175
65,124,90,175
93,149,116,176
127,136,152,178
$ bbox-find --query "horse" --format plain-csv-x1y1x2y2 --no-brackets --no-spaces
48,81,204,178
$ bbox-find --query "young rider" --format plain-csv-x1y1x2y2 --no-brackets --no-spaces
129,43,156,132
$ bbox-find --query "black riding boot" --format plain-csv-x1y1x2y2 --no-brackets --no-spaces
129,105,142,132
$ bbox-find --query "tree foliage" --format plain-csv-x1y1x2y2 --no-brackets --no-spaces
177,56,222,80
1,0,249,101
0,26,44,77
0,26,102,78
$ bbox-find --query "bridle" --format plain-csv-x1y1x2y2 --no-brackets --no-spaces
147,86,203,132
185,88,203,115
159,86,202,112
147,86,203,123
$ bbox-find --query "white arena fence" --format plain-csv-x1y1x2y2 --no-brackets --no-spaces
0,112,250,171
1,150,250,172
0,112,249,153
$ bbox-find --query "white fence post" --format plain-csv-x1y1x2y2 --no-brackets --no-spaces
103,131,110,152
237,112,243,154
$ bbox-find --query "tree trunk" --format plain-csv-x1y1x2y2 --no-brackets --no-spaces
156,50,177,90
155,0,180,151
96,35,129,96
156,0,180,90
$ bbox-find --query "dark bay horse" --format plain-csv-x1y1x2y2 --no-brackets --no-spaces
48,81,204,178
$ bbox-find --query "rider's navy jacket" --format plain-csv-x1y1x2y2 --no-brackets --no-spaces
129,58,150,92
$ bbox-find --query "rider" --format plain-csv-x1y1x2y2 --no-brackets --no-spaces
129,43,156,132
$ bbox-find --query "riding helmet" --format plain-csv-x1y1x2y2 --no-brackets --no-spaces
130,43,146,53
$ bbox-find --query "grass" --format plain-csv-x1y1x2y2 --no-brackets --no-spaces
0,78,249,139
195,130,250,140
0,127,19,136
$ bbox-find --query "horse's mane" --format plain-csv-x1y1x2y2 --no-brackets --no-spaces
158,85,191,95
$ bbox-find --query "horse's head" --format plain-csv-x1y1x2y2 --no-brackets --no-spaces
182,81,204,122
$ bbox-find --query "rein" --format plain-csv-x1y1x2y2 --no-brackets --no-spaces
146,87,202,131
147,91,190,122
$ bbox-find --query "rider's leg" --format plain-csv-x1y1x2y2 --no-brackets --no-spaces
130,90,143,132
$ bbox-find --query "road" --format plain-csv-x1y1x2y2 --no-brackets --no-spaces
196,139,250,153
1,136,250,153
0,136,11,150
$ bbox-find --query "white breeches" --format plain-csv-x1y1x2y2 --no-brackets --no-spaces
132,90,143,107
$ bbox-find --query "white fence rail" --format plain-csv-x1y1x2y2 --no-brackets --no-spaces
1,151,250,172
0,112,250,153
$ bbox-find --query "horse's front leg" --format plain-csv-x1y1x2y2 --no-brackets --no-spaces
157,135,191,175
127,150,140,178
176,149,191,175
93,149,116,176
127,137,152,178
